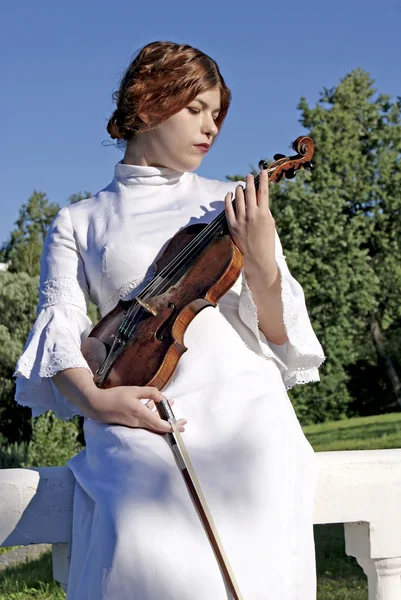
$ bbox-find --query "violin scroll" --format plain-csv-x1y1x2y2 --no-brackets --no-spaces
258,136,314,183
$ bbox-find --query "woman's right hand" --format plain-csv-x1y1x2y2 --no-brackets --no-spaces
85,385,187,434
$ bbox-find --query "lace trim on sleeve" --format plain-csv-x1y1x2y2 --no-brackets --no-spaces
283,367,321,390
39,275,89,312
15,352,93,380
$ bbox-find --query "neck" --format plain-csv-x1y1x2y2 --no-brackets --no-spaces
122,139,153,167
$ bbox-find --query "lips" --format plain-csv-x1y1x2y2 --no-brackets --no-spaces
194,144,210,153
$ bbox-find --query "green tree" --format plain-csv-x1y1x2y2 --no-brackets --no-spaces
68,190,92,204
0,191,60,276
0,272,39,441
228,68,401,423
0,269,90,447
22,411,83,467
296,68,401,419
0,189,92,276
0,412,83,468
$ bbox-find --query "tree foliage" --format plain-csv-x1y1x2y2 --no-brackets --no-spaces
0,412,83,468
0,272,40,441
229,68,401,423
0,191,59,276
68,191,92,204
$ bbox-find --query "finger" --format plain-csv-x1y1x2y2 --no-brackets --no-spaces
235,184,246,221
152,414,187,434
146,400,177,415
245,174,257,214
146,398,175,411
144,415,187,434
132,386,163,402
139,404,175,433
143,421,187,434
139,402,188,434
225,191,236,227
174,418,187,433
258,169,270,211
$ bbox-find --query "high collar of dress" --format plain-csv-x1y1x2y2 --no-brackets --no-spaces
114,161,186,187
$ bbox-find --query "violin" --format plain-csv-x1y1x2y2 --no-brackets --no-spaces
81,136,314,390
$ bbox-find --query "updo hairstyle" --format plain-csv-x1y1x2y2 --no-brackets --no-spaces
107,41,231,141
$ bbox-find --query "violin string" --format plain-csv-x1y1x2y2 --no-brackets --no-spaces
118,172,266,337
119,173,263,337
119,201,236,339
117,192,238,337
136,172,265,298
143,174,262,295
122,219,230,337
119,183,246,336
120,213,230,338
123,159,285,330
118,173,264,337
115,152,306,344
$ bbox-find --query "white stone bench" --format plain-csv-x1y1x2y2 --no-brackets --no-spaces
1,448,401,598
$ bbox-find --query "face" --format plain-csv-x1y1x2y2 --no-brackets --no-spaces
129,86,222,172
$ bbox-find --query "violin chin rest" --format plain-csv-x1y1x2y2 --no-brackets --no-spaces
81,337,107,376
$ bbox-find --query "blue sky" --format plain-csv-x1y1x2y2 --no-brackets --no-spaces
1,0,400,246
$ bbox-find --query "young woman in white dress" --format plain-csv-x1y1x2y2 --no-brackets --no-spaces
14,40,325,599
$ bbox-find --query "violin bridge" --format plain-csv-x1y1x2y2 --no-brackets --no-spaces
135,297,158,316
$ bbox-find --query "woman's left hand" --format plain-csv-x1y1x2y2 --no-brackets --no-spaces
224,169,276,268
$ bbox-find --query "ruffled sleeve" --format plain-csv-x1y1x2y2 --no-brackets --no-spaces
237,229,326,390
13,206,94,420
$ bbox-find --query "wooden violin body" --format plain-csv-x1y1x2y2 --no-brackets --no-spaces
84,222,242,389
82,136,315,390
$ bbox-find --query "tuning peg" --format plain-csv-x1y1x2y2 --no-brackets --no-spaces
273,153,286,161
258,160,268,171
303,161,314,172
285,169,296,180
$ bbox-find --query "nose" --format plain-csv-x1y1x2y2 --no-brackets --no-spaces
201,113,219,138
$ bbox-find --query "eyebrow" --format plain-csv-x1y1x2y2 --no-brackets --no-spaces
193,98,221,114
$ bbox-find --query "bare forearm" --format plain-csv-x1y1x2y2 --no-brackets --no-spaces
51,368,184,433
52,368,98,418
243,256,288,346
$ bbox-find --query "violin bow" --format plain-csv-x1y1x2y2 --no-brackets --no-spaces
157,398,244,600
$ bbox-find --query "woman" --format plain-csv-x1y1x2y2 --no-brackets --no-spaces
14,41,325,599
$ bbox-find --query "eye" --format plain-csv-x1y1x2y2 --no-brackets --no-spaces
187,107,200,115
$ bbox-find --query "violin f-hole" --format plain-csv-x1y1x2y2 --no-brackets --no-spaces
156,302,177,342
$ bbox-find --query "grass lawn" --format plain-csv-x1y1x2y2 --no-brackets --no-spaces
0,547,21,555
1,411,400,599
0,552,64,599
303,411,401,452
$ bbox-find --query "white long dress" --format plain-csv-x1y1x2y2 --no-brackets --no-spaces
14,162,325,600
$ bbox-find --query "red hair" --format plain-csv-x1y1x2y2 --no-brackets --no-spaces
107,41,231,141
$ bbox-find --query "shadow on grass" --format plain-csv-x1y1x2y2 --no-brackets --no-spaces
315,523,365,579
0,551,65,599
